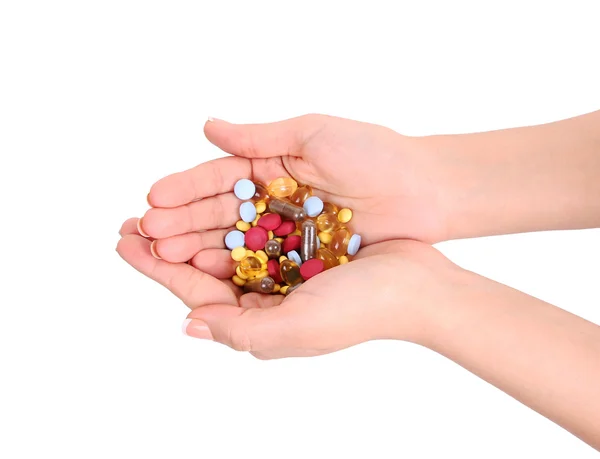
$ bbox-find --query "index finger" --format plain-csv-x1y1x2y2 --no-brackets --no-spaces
148,156,251,208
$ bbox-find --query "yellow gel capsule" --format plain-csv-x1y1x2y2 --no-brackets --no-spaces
279,255,288,263
236,220,251,232
267,177,298,198
268,230,274,240
255,270,268,279
318,231,333,245
255,250,269,264
280,285,289,295
232,275,246,287
329,228,351,257
236,265,249,280
255,201,267,214
231,246,247,261
316,212,341,233
273,284,281,293
322,201,338,215
337,208,353,223
289,185,313,205
280,259,302,286
252,182,270,203
339,255,349,264
240,255,263,277
316,247,340,270
251,214,260,226
245,250,255,258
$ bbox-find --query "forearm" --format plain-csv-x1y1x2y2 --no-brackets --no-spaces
425,110,600,240
423,271,600,449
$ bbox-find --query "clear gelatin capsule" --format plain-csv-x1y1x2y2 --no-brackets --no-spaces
280,259,302,286
264,239,282,259
244,276,275,293
267,177,298,198
289,185,313,205
321,201,338,215
252,182,270,203
268,198,306,222
316,247,340,270
329,228,351,257
240,255,263,277
316,212,340,233
301,220,317,261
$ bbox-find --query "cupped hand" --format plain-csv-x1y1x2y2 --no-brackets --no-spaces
137,115,451,266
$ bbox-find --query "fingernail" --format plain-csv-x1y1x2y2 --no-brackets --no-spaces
182,318,213,340
150,240,161,260
207,116,215,122
137,217,150,238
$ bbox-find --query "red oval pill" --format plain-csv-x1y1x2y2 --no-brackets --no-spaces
300,258,324,280
273,220,295,236
282,235,301,253
245,227,268,252
267,259,283,283
257,213,282,231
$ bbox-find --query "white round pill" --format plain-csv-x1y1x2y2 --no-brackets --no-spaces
234,179,256,200
347,234,361,256
239,202,257,223
303,196,324,217
225,230,245,250
287,250,303,266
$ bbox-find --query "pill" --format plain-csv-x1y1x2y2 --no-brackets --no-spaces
300,258,324,280
280,285,289,295
337,208,352,223
279,255,288,263
264,239,282,259
232,275,246,287
257,213,282,231
244,276,275,293
318,231,332,244
290,185,313,205
268,177,298,198
234,179,256,200
251,215,260,226
347,234,361,255
255,270,268,279
255,201,267,214
236,265,249,280
301,220,317,261
282,235,301,253
286,282,303,295
255,250,269,264
322,201,338,215
273,220,296,236
244,226,269,251
268,199,306,222
273,284,280,293
287,250,303,266
267,259,283,283
268,230,274,239
329,228,351,257
252,182,270,202
240,255,263,277
245,249,255,258
339,255,349,264
316,247,340,270
316,212,340,233
236,220,251,232
239,201,257,223
231,246,247,261
303,196,324,217
225,230,245,250
280,259,302,286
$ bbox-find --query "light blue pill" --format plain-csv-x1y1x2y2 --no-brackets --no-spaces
347,234,361,256
303,196,324,217
287,250,302,266
239,201,257,223
225,230,245,250
234,179,256,200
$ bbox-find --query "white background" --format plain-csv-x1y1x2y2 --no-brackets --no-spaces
1,1,599,457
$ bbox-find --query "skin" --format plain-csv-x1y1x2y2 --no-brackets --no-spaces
117,112,600,449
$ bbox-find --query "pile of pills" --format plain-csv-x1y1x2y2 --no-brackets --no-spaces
225,177,361,295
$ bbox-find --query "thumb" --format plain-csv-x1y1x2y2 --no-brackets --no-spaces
203,114,325,159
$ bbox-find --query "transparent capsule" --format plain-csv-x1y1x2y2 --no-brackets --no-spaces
301,220,317,261
243,276,275,294
268,198,306,222
280,259,302,286
240,255,263,277
252,182,270,203
289,185,313,205
316,247,340,270
264,239,282,259
321,201,338,215
267,177,298,198
316,212,341,233
329,228,351,257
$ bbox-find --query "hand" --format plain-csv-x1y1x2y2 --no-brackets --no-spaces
136,115,452,266
117,224,460,359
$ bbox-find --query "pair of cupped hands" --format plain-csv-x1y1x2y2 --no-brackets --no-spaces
117,114,466,360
